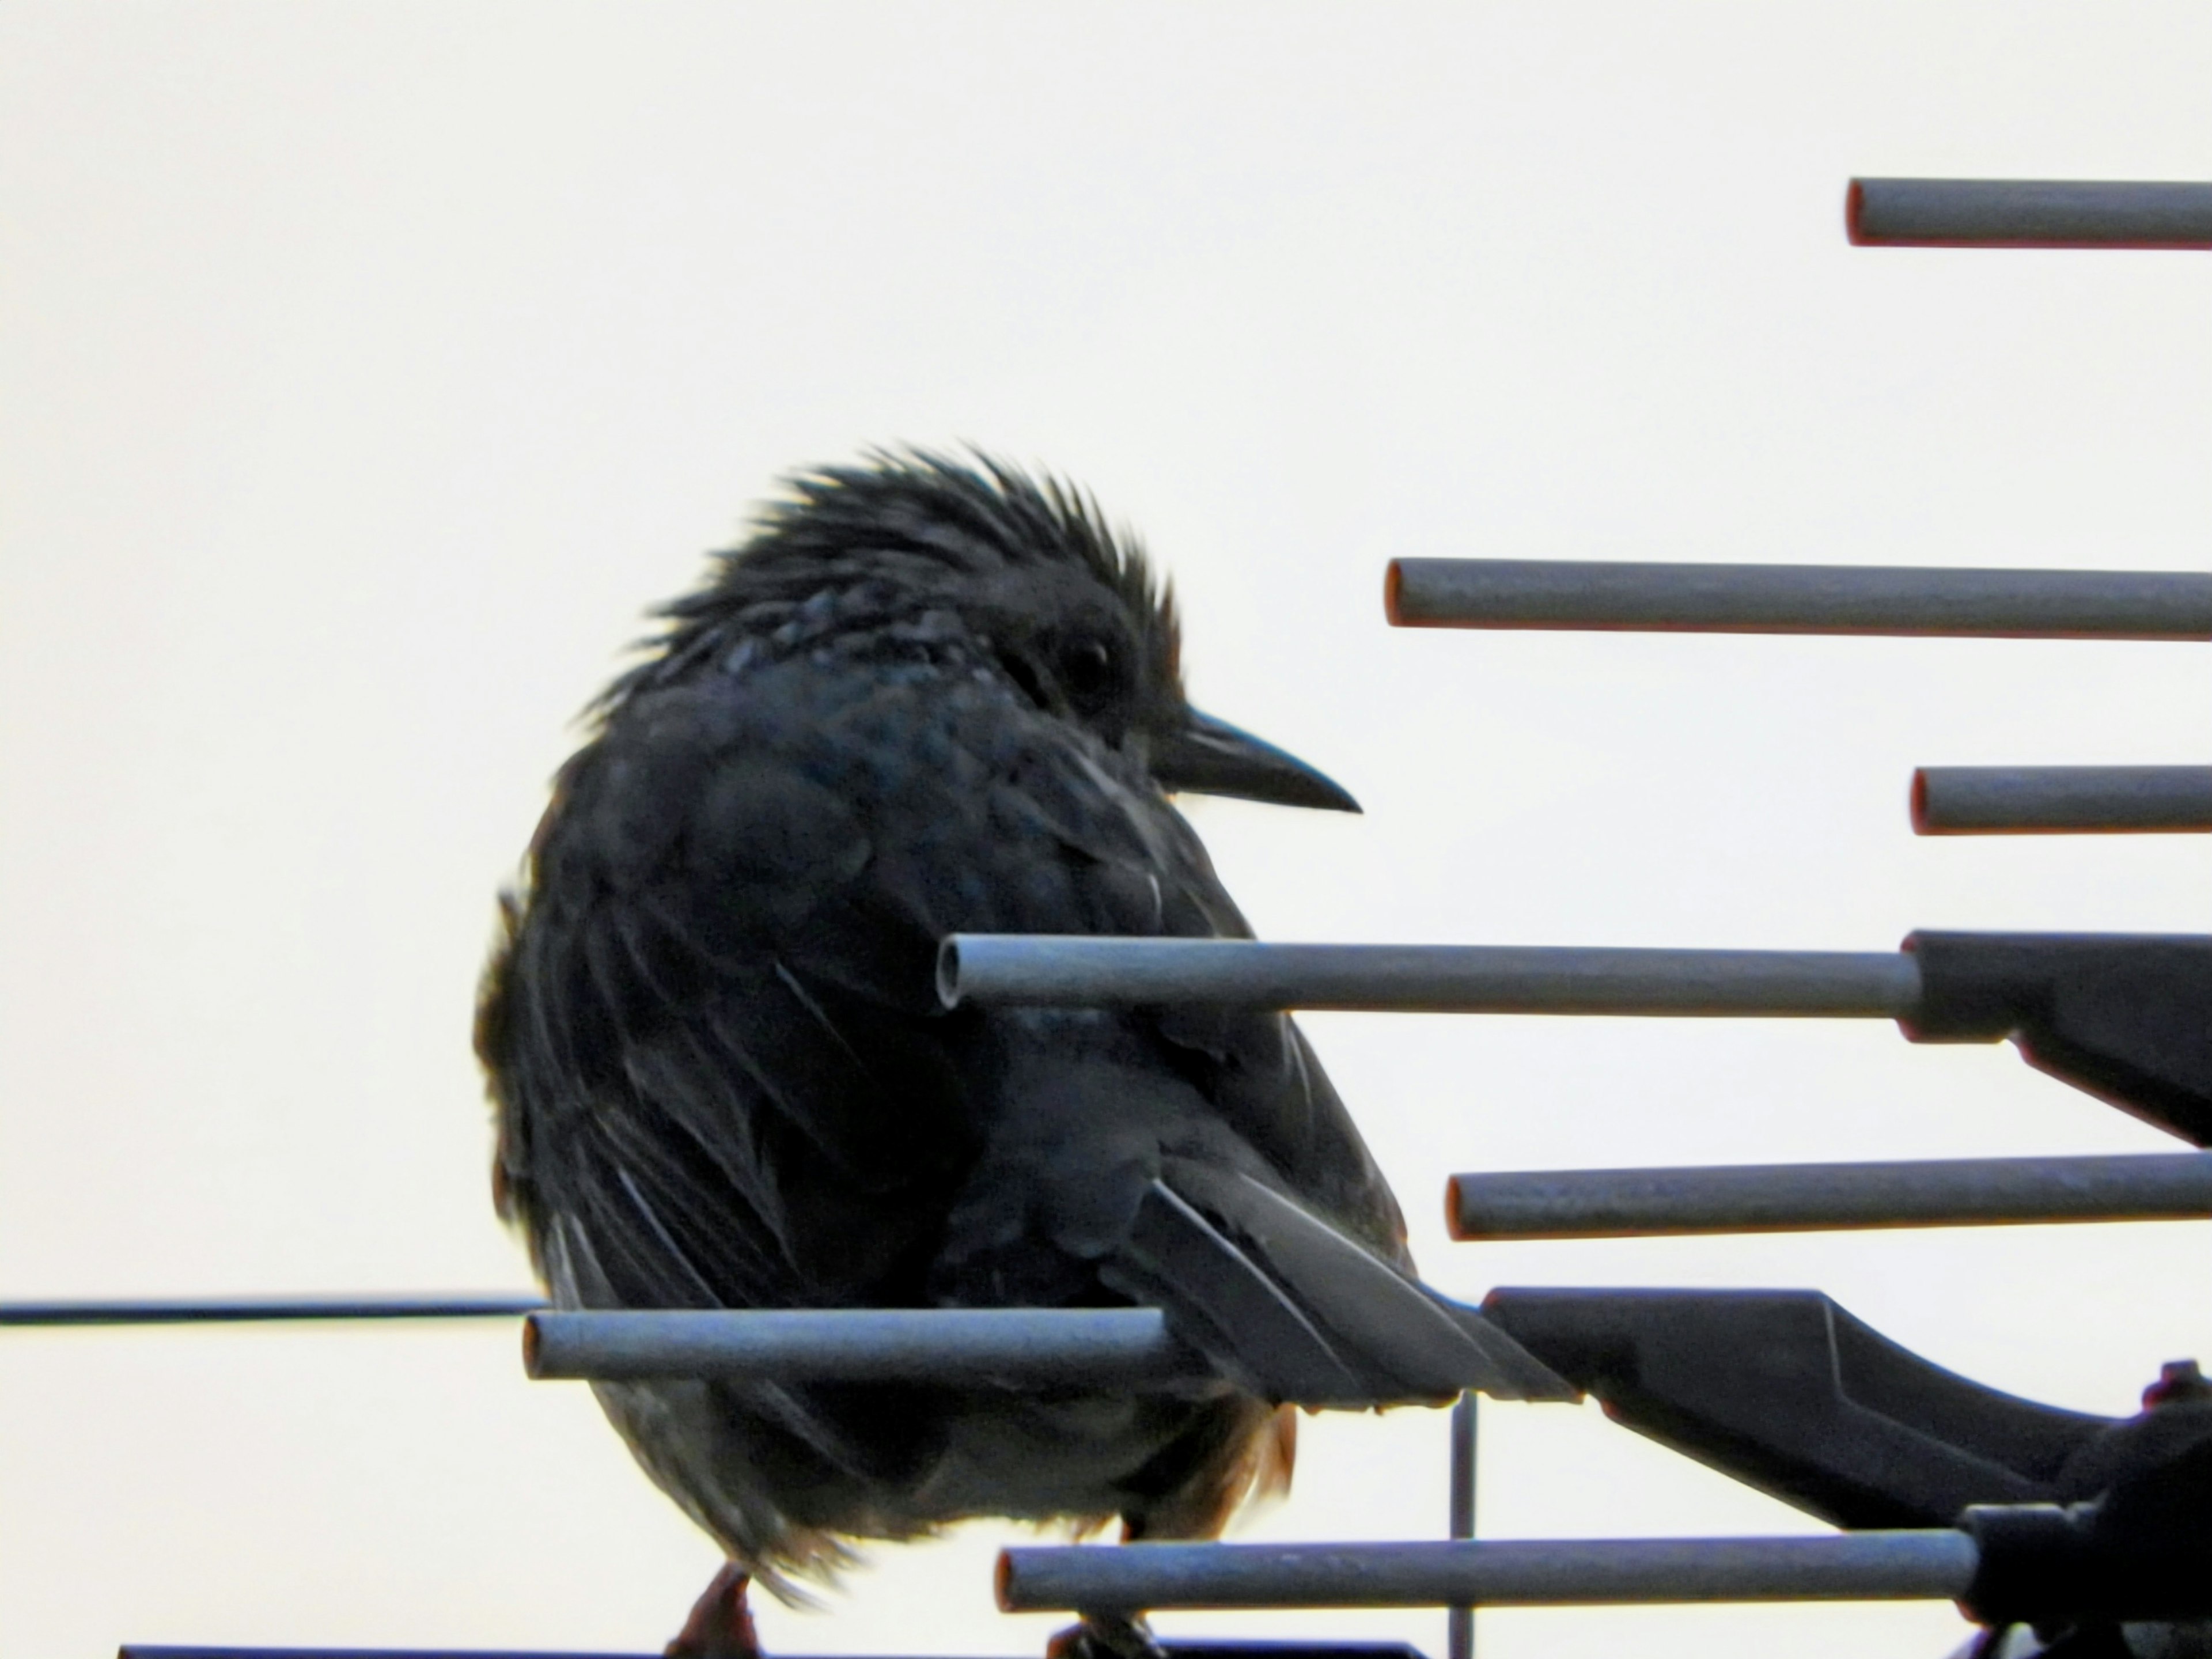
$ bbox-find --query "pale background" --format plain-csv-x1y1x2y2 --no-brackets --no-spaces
2,6,2208,1658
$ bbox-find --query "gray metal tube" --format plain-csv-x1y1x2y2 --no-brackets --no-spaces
118,1651,660,1659
523,1307,1205,1387
1384,559,2212,638
0,1295,544,1327
1913,766,2212,835
1849,179,2212,248
940,937,1921,1018
1446,1152,2212,1241
996,1532,1979,1612
119,1653,1411,1659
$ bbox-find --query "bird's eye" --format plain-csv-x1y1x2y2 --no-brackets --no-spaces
1059,638,1118,709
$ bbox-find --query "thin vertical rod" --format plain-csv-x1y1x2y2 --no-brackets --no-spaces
1449,1392,1477,1659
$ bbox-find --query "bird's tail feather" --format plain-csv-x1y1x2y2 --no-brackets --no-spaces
1107,1171,1573,1406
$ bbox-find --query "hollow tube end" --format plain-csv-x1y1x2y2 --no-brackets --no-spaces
1908,768,1934,835
992,1550,1018,1613
935,939,964,1010
521,1312,546,1378
1384,559,1407,626
1845,179,1869,244
1444,1175,1474,1240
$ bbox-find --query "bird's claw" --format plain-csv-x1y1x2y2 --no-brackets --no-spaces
666,1561,763,1659
1045,1612,1168,1659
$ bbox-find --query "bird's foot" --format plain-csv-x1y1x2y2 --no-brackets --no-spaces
1044,1612,1168,1659
666,1561,763,1659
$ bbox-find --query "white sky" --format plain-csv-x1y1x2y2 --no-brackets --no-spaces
2,6,2208,1659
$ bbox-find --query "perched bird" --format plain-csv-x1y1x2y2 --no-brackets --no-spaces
477,452,1557,1658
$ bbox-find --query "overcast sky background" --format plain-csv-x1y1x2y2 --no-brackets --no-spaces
3,6,2209,1659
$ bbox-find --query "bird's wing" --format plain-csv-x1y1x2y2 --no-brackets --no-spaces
932,1026,1567,1404
488,672,985,1318
490,658,1249,1312
490,657,1541,1407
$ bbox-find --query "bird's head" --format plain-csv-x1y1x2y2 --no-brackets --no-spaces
628,449,1358,813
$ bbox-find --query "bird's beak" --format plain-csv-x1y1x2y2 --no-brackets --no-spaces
1149,709,1361,813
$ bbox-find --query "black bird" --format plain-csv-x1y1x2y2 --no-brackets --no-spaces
476,452,1559,1658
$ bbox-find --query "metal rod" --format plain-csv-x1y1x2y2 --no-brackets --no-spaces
524,1306,1206,1387
118,1651,656,1659
1447,1395,1477,1659
1446,1152,2212,1241
1383,559,2212,639
941,937,1921,1018
0,1295,545,1327
1847,178,2212,248
997,1532,1980,1613
1912,766,2212,835
118,1648,1429,1659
